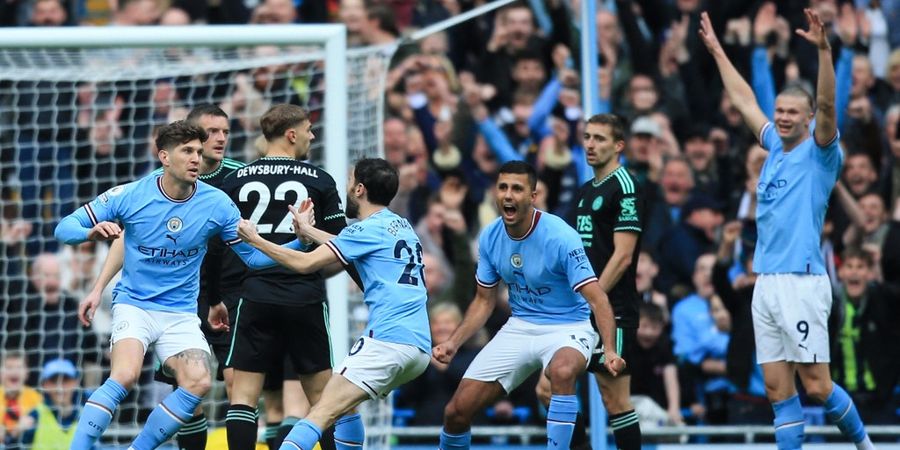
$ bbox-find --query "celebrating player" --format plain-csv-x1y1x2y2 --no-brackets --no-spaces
700,9,874,449
55,120,301,450
433,161,622,450
236,158,431,450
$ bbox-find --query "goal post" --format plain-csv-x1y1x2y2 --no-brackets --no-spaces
0,23,401,446
0,24,353,363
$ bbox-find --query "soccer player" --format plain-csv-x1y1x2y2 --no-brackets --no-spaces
81,104,244,450
220,104,354,450
570,113,645,449
433,161,623,450
700,9,875,449
54,120,300,450
235,157,430,450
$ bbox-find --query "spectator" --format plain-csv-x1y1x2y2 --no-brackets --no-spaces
23,254,102,387
831,248,900,423
1,351,41,448
635,251,669,323
657,194,724,297
629,303,683,427
625,116,666,187
396,303,479,425
712,220,769,424
22,359,85,448
110,0,161,26
642,156,694,254
28,0,69,26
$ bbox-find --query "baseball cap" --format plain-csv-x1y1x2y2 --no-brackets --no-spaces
40,358,78,382
630,116,661,138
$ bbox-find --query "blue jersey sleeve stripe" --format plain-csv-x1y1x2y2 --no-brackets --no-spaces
758,122,773,146
326,241,349,266
572,276,598,292
475,277,499,288
224,238,242,247
815,130,839,149
84,204,99,226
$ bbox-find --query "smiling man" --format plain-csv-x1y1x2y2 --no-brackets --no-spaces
700,8,874,450
54,120,297,450
433,161,622,450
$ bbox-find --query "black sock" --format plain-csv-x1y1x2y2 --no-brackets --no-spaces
265,421,280,450
276,416,300,450
570,411,590,450
175,413,208,450
318,425,337,450
609,409,641,450
225,404,258,450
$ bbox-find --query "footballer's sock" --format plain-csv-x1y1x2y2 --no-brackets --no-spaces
226,404,259,450
439,429,471,450
280,419,322,450
570,412,590,450
824,383,874,449
265,421,281,450
334,413,364,449
276,416,301,449
609,409,641,450
71,378,128,449
773,395,805,450
130,387,202,450
547,394,578,449
175,413,208,450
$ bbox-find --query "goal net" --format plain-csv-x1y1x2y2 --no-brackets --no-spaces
0,26,394,448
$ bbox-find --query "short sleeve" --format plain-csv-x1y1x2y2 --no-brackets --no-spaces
613,183,643,233
327,222,381,265
812,125,843,171
84,184,129,225
218,199,244,247
475,230,500,288
757,122,779,152
557,228,597,292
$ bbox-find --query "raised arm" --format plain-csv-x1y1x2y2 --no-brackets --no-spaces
699,12,769,138
796,8,836,145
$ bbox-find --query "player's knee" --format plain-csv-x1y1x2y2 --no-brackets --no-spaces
547,362,579,388
181,374,212,396
443,400,471,430
801,378,831,403
109,368,141,390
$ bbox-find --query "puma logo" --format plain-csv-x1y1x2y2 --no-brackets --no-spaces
165,234,177,245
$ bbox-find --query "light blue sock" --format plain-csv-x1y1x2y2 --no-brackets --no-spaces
773,394,805,450
824,383,869,444
71,378,128,449
334,413,365,449
129,387,202,450
547,394,578,449
280,419,322,450
439,428,471,450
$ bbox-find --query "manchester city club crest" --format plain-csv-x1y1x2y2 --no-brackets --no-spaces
166,217,183,233
510,253,524,268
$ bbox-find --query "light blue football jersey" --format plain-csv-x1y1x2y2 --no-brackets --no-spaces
326,208,431,352
754,122,843,275
476,210,597,325
55,174,281,313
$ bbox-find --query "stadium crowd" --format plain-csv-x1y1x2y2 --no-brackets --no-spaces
2,0,900,447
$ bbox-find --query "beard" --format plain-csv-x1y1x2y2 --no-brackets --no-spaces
346,196,360,219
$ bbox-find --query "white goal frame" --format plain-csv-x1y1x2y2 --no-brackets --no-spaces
0,24,353,360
